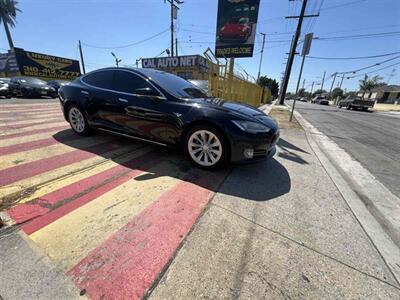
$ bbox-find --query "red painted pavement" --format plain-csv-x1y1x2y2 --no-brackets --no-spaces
7,150,161,231
68,168,227,300
0,118,62,130
0,125,69,141
0,130,76,156
0,139,124,186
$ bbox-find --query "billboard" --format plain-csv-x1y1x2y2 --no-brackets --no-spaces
13,47,81,80
215,0,260,58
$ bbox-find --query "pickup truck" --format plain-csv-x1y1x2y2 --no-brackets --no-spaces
337,96,375,111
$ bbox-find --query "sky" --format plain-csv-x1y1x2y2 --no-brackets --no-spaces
1,0,399,92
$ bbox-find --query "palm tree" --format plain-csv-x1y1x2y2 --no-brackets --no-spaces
0,0,20,50
359,75,386,98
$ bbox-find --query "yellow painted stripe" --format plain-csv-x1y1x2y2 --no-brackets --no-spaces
9,146,154,204
30,160,187,271
0,129,69,147
0,122,67,136
0,117,61,127
0,143,146,199
0,135,116,170
0,113,62,122
0,108,60,114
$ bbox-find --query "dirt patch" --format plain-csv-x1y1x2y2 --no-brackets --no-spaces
269,106,302,130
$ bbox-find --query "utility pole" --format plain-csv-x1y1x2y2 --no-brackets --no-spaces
279,0,318,105
329,72,338,97
111,52,122,67
165,0,183,57
78,40,86,74
339,73,345,89
310,82,315,94
302,79,306,89
257,32,266,82
320,71,326,91
175,38,178,56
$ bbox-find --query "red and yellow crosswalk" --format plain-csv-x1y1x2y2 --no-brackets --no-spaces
0,102,227,299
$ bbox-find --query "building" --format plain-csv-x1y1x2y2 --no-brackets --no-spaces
358,85,400,104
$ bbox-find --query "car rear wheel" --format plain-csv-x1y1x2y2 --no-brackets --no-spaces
68,105,91,135
185,126,228,169
346,104,351,110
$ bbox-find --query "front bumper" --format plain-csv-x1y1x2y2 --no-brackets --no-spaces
229,127,280,162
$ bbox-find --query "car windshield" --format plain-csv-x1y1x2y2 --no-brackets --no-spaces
19,78,47,85
141,70,208,99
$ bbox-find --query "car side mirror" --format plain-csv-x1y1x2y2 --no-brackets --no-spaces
134,87,163,99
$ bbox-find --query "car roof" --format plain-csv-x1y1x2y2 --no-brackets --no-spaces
86,67,161,79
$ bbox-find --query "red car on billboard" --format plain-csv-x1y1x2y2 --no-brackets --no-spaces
218,16,252,43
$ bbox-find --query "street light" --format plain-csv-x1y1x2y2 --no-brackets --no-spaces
111,52,122,67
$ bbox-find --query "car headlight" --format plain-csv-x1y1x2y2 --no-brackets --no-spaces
232,120,271,133
0,85,7,90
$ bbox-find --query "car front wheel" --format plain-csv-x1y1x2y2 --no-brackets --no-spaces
68,105,91,135
185,126,228,169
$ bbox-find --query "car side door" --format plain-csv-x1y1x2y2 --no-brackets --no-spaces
111,70,176,143
80,70,126,130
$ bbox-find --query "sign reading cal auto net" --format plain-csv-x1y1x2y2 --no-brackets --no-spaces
13,47,81,80
142,55,208,71
215,0,260,58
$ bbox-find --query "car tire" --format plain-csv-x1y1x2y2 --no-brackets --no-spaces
184,125,229,169
67,105,91,136
346,104,351,110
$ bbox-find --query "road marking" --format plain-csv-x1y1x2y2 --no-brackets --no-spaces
30,159,190,271
20,149,161,231
0,134,115,169
0,113,62,122
0,121,67,136
0,118,63,130
0,109,61,116
68,168,226,299
0,125,69,140
0,103,59,109
0,143,143,199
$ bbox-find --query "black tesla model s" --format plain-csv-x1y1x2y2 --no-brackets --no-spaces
58,68,279,169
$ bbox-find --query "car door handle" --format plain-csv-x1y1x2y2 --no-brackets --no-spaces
118,98,128,103
81,90,89,95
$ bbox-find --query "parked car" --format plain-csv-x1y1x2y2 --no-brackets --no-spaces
337,96,375,111
59,68,280,169
299,97,308,102
218,16,252,43
312,96,329,105
47,80,70,92
0,78,12,99
9,76,57,98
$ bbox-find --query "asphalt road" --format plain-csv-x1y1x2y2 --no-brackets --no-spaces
291,101,400,198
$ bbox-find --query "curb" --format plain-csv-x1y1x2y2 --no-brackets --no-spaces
290,107,400,286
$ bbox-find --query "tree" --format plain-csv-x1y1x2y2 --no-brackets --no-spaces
359,75,387,98
0,0,20,50
331,87,343,99
312,89,327,97
257,76,279,97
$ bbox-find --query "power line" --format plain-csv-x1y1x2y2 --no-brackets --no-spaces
346,62,400,79
82,28,169,49
338,55,400,74
304,51,400,60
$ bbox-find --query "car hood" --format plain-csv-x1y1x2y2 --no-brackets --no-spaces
187,98,278,129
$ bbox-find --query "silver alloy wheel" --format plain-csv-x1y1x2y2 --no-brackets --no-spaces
188,130,222,167
69,107,85,133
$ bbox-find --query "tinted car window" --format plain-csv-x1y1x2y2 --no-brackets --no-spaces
82,70,114,89
139,69,207,98
112,70,154,94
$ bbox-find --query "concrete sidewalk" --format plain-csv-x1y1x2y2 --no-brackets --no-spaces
150,118,400,298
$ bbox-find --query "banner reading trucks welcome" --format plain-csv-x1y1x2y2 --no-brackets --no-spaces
13,47,81,80
215,0,260,58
